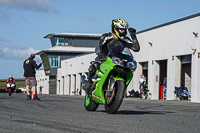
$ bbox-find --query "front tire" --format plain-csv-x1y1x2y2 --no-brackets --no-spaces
105,80,125,114
84,94,99,111
9,89,12,96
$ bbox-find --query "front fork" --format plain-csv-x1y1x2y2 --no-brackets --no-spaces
106,76,126,97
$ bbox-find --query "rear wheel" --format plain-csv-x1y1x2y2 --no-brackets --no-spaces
105,80,125,114
84,94,99,111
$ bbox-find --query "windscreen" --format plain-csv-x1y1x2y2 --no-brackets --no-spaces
109,45,133,61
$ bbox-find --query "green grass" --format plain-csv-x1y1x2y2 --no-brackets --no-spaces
0,78,32,89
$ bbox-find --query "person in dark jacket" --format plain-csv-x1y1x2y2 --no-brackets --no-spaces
23,53,43,100
82,18,140,91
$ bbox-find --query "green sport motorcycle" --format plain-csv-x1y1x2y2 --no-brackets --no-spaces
82,45,137,114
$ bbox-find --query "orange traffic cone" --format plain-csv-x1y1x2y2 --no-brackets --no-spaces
31,88,38,100
23,90,25,94
31,88,34,100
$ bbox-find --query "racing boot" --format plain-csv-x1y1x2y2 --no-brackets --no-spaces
82,79,93,92
82,64,97,92
33,94,40,100
26,95,31,101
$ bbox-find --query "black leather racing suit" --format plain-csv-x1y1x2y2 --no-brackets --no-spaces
87,30,140,84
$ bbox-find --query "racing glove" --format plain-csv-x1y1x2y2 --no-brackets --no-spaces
128,27,136,34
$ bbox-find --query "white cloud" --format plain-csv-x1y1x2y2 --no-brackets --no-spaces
0,43,40,60
0,0,56,12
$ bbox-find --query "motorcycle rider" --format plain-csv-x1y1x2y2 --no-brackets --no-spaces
7,75,15,84
6,75,16,90
83,18,140,91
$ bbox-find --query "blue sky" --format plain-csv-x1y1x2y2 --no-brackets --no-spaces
0,0,200,79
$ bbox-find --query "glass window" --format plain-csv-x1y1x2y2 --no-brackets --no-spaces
53,58,55,67
68,38,72,46
49,58,52,67
48,56,61,68
58,56,60,67
64,38,68,46
55,57,57,66
55,38,65,46
53,81,56,89
50,37,73,46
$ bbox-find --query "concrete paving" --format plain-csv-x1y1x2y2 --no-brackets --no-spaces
0,93,199,133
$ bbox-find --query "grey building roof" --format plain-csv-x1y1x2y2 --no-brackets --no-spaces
44,32,102,38
36,45,95,55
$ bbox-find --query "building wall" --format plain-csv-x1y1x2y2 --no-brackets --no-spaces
59,15,200,102
56,53,97,96
36,69,49,94
133,15,200,102
72,39,99,47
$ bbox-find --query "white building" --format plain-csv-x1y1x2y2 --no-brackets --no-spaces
36,13,200,103
36,32,101,94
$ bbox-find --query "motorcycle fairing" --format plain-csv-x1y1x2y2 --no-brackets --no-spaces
85,96,91,106
92,58,114,104
92,57,133,104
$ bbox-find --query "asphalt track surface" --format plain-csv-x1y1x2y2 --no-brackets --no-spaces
0,93,200,133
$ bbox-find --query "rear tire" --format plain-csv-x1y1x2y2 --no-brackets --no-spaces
105,80,125,114
84,94,99,111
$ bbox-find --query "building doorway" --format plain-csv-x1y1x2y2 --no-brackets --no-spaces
72,74,76,95
68,75,71,95
62,76,64,95
159,60,167,99
142,62,148,85
49,76,56,94
181,55,191,95
159,60,167,86
79,73,82,96
154,60,167,100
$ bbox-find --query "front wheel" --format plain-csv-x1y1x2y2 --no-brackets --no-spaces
9,88,12,96
105,80,125,114
84,94,99,111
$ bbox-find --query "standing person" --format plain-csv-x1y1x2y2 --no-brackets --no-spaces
163,77,167,100
23,53,43,100
139,74,146,99
82,18,140,91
